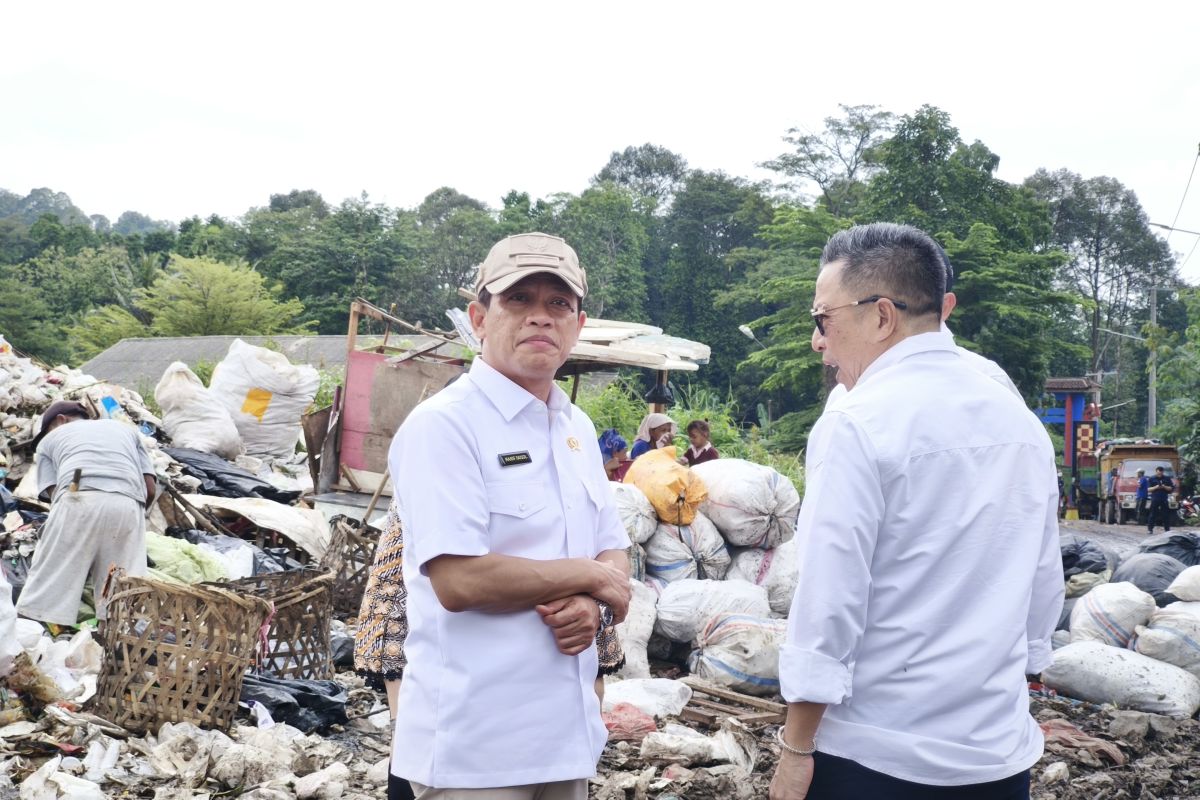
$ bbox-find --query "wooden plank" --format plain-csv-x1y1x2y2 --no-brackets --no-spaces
734,710,786,724
681,677,786,713
679,707,719,727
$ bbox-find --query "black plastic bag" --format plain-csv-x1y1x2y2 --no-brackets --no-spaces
1060,534,1109,577
240,673,348,733
1112,552,1186,607
331,632,355,668
164,447,300,504
1139,531,1200,567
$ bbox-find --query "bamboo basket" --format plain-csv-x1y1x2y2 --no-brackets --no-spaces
223,568,335,680
92,572,271,734
323,516,381,617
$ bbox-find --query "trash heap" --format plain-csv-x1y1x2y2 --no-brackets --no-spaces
614,450,801,697
1046,531,1200,719
0,339,407,798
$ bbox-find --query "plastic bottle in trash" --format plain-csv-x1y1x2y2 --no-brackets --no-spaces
100,396,132,424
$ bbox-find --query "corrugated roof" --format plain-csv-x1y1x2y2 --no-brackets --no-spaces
80,334,446,390
1044,377,1099,392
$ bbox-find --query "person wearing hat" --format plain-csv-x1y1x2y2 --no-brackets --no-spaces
1147,465,1175,534
386,232,632,800
16,401,155,627
1135,468,1149,524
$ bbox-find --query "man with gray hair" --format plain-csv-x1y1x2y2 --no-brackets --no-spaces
771,223,1062,800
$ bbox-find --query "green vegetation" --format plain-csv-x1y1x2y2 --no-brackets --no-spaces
2,102,1192,468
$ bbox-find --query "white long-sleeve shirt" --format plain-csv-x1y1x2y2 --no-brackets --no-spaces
781,330,1063,786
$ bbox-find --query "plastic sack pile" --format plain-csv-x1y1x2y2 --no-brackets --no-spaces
1044,531,1200,719
614,454,801,696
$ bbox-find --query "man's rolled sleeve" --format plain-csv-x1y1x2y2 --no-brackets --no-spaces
1027,472,1065,674
389,405,490,572
779,411,882,706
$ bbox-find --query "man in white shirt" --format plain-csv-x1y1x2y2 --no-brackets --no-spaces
388,233,632,800
771,223,1063,800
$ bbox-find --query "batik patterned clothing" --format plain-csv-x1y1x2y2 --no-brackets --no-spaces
354,503,408,682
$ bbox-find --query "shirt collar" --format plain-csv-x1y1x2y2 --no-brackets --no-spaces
854,329,957,390
468,357,571,422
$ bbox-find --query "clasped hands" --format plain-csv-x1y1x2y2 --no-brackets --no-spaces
535,560,630,656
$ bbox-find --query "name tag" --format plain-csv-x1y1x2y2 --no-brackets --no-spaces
498,451,532,467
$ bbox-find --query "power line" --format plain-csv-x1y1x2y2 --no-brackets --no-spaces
1167,143,1200,244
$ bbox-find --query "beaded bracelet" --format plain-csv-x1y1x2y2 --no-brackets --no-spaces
776,726,817,757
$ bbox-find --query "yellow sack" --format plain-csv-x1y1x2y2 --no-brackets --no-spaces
624,447,708,526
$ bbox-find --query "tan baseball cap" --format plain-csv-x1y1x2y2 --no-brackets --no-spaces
475,232,588,299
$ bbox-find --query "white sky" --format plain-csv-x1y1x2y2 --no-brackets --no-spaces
4,1,1200,277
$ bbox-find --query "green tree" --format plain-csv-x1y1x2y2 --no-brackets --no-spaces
18,244,138,316
594,144,689,214
660,170,775,390
863,106,1049,250
136,256,309,337
0,272,67,362
68,305,150,362
763,104,894,217
553,184,649,320
1025,169,1177,375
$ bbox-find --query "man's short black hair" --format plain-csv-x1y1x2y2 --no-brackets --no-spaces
937,243,954,294
820,223,945,319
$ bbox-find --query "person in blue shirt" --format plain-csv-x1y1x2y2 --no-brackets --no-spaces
1147,466,1175,534
1135,469,1149,524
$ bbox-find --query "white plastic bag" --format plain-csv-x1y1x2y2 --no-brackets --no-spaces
602,678,692,718
692,459,800,548
1167,565,1200,602
616,579,659,679
1069,581,1155,648
653,579,770,644
0,566,18,678
1134,601,1200,676
688,613,788,696
208,339,319,458
1043,640,1200,719
614,483,657,545
645,513,730,584
727,538,799,615
154,362,243,459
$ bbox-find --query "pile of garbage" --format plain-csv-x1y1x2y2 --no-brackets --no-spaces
1046,531,1200,720
614,450,801,696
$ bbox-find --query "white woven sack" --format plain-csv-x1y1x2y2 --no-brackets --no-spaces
614,483,657,545
1069,581,1155,648
1043,641,1200,719
688,613,788,697
1134,601,1200,676
692,459,800,548
616,579,659,679
728,540,798,616
645,513,730,583
154,362,243,459
653,578,769,643
1166,565,1200,602
208,339,319,459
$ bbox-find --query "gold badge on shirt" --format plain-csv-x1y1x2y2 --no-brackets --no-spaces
566,437,581,452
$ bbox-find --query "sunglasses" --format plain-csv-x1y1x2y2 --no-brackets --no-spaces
810,295,908,336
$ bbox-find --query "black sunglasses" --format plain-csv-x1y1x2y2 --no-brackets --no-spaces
810,295,909,336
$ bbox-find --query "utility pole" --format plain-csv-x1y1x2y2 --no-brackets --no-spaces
1148,286,1157,433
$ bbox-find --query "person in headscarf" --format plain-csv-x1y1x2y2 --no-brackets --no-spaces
598,428,633,482
630,412,677,460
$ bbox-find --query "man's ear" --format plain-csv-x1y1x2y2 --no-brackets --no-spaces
942,292,957,321
467,300,487,341
873,300,900,341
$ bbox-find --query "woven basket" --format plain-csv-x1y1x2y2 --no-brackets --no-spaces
92,572,271,734
323,516,381,617
223,568,335,680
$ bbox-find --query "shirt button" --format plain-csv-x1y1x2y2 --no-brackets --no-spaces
519,502,527,511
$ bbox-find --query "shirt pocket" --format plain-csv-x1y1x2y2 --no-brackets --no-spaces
485,480,548,519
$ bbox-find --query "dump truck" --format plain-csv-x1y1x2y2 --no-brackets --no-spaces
1098,441,1181,524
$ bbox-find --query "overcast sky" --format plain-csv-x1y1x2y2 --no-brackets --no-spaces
5,1,1200,277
